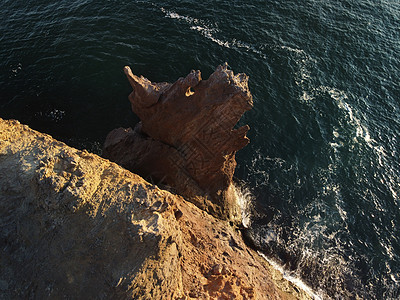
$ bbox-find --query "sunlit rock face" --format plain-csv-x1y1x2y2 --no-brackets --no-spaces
103,63,253,221
0,118,307,300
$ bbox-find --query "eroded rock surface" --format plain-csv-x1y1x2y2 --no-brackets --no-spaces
103,64,253,221
0,118,309,299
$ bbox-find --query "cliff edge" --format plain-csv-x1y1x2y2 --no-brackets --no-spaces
0,118,309,299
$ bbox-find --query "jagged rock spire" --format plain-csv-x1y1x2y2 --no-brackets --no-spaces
104,64,253,221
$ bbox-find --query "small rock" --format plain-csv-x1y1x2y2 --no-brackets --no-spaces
211,264,223,275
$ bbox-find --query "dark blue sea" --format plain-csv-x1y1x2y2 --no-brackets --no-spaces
1,0,399,298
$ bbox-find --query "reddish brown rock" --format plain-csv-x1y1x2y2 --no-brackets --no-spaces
103,64,253,221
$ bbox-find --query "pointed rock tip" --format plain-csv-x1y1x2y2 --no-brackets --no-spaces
124,66,133,77
123,66,143,90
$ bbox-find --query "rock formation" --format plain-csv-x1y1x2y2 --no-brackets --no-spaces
0,118,309,299
103,64,253,221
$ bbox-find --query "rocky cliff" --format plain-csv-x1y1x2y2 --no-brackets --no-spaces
103,64,253,221
0,118,309,299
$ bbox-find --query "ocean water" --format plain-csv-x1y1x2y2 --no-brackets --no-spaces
1,0,399,298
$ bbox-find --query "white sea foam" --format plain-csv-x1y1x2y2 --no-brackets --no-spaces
232,39,267,58
321,86,399,202
280,45,307,56
161,7,267,59
280,45,316,89
301,82,384,158
190,25,231,48
336,201,348,222
259,252,323,300
233,184,254,228
160,7,199,24
291,46,393,186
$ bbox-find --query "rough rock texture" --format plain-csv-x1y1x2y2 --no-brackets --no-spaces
103,64,253,221
0,118,310,299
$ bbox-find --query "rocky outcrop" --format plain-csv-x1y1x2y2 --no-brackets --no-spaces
0,118,309,299
103,64,253,221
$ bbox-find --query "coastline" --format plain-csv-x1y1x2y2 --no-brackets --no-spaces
259,253,322,300
0,118,311,299
235,187,322,300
